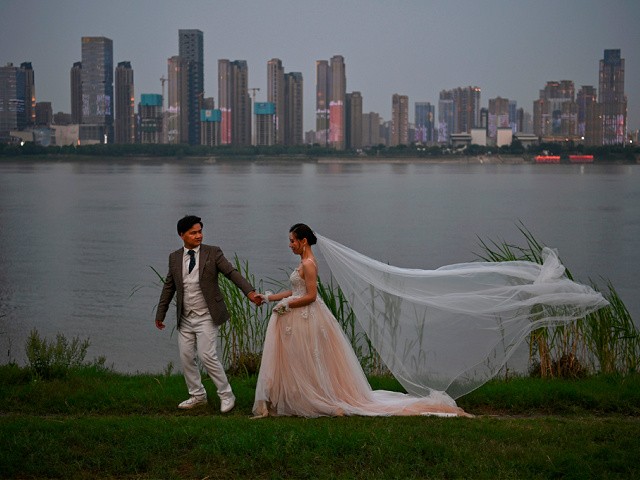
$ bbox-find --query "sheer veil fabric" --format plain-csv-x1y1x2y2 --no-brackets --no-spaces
316,234,609,399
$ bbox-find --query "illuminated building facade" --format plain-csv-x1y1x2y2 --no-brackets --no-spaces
115,61,135,144
81,36,113,143
599,49,626,145
178,29,204,146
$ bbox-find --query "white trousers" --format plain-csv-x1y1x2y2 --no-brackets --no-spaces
178,312,232,400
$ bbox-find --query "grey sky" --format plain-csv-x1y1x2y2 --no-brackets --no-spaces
2,0,638,132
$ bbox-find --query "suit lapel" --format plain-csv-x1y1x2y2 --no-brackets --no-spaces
198,245,209,278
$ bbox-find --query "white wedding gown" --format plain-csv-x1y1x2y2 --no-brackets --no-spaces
252,266,470,418
253,236,608,418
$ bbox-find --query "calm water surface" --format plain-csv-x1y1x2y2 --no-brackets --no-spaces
0,159,638,372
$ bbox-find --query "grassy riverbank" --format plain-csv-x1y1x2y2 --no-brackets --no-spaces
1,365,639,479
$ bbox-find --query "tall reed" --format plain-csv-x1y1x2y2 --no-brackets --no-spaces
218,255,268,375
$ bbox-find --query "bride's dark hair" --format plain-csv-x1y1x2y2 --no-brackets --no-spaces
290,223,317,245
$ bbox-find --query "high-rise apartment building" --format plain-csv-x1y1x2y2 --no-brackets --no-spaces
200,97,220,147
218,59,251,146
488,97,510,140
391,94,409,146
81,36,114,143
577,85,597,139
329,55,346,150
315,60,330,146
453,86,481,134
345,91,362,149
0,63,27,140
21,62,35,127
139,94,163,144
267,58,285,144
167,55,188,144
362,112,380,147
178,29,204,146
70,61,82,124
255,102,276,146
284,72,304,145
115,61,135,144
438,91,455,143
533,80,577,140
414,102,435,144
599,49,626,145
508,100,518,133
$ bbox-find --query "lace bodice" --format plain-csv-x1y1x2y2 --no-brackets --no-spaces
290,267,307,297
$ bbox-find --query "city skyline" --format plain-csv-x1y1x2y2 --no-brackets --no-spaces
1,0,639,132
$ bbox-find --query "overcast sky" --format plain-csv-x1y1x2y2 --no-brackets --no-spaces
2,0,639,132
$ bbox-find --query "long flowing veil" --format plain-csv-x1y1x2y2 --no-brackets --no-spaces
316,234,608,399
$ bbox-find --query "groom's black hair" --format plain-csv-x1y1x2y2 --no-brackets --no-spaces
177,215,203,235
290,223,317,245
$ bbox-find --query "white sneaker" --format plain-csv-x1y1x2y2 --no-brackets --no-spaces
178,395,208,409
220,394,236,413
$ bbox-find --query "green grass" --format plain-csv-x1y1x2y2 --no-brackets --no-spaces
1,365,639,479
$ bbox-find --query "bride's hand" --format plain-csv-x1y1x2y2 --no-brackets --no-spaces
256,291,274,304
273,298,290,315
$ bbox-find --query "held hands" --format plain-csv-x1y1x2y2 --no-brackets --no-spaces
256,291,291,315
248,291,264,306
255,291,273,305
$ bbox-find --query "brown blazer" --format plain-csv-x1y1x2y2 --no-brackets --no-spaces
155,244,254,329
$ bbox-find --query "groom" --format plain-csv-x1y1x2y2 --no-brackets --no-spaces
155,215,262,412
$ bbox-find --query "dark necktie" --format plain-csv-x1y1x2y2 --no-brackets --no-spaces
187,249,196,274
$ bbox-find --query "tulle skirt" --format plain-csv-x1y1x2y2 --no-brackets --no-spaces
252,299,469,418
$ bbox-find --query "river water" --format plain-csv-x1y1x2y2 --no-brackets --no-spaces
0,159,637,373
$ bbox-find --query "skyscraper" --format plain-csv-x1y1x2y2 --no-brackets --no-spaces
70,61,82,124
453,86,481,134
315,60,330,146
178,29,204,145
267,58,285,144
200,97,220,147
345,91,362,149
139,94,163,144
255,102,276,146
362,112,380,147
81,36,114,143
438,91,454,143
115,61,135,144
488,97,510,140
284,72,304,146
391,94,409,146
414,102,435,144
0,63,27,140
167,55,188,144
533,80,576,139
329,55,346,150
577,85,597,139
218,59,251,146
21,62,35,127
599,49,626,145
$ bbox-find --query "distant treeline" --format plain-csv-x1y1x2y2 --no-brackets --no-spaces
1,140,638,162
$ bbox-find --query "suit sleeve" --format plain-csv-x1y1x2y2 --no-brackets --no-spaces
155,254,177,323
215,248,254,296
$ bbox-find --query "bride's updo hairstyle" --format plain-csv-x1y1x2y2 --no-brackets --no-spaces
290,223,317,246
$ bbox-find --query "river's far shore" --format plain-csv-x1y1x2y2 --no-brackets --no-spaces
4,153,637,164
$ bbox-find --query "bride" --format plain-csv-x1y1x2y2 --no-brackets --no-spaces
252,223,608,418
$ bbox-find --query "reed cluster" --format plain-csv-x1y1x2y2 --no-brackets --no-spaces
475,223,639,378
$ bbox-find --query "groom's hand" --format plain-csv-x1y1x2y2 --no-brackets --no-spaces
248,291,263,306
155,319,166,330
